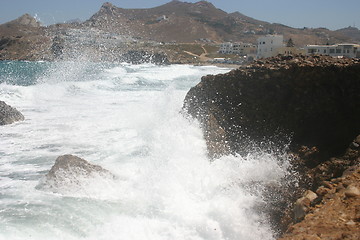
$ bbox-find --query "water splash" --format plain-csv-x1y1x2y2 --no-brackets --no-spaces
0,62,290,240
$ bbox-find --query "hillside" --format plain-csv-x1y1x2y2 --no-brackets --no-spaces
83,1,358,45
0,14,52,60
336,26,360,42
1,1,360,61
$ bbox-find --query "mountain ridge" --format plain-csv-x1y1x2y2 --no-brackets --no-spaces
82,1,360,45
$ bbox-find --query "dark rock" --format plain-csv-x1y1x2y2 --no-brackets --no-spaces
37,155,115,191
0,101,25,125
183,55,360,159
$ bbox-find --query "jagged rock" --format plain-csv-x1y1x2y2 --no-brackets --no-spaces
37,155,115,192
0,101,24,125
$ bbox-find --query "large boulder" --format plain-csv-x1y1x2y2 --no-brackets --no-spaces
184,55,360,159
37,155,115,193
0,100,25,125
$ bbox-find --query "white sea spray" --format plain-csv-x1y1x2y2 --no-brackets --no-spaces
0,62,289,240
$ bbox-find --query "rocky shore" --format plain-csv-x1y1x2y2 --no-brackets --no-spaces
183,55,360,238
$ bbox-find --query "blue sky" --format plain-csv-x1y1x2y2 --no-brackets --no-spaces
1,0,359,30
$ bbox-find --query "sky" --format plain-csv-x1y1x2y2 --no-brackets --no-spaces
1,0,359,30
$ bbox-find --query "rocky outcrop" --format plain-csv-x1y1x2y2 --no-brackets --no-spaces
37,155,115,192
184,55,360,159
183,55,360,237
0,101,24,125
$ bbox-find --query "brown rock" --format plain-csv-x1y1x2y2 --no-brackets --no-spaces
355,205,360,221
316,186,330,196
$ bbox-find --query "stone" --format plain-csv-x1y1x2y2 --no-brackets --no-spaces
316,186,330,196
37,154,115,192
0,101,25,125
355,205,360,221
344,185,360,198
303,190,318,202
293,190,318,222
294,197,311,221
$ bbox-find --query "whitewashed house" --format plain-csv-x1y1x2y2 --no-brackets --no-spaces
305,44,360,58
219,42,256,56
257,35,284,59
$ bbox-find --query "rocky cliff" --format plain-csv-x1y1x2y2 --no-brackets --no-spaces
184,55,360,159
183,55,360,237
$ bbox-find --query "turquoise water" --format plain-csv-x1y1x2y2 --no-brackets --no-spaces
0,61,288,240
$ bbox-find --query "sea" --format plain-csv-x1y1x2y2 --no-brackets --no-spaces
0,60,290,240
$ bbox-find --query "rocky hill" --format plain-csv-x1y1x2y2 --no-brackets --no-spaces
336,26,360,43
0,14,52,60
83,1,359,45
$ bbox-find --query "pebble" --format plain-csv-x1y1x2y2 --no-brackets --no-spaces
344,185,360,198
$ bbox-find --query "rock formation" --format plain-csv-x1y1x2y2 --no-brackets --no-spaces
0,101,25,125
183,55,360,237
37,155,115,192
184,55,360,159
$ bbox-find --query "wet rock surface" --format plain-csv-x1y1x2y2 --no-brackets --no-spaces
0,100,25,125
183,55,360,238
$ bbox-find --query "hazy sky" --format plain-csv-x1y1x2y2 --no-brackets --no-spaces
1,0,359,30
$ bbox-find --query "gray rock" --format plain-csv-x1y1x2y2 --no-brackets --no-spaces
294,190,318,221
0,101,25,125
37,155,115,192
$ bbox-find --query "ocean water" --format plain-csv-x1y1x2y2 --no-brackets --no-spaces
0,61,290,240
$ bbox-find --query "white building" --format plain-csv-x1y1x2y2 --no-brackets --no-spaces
156,15,168,22
257,35,284,59
219,42,257,56
219,42,233,54
305,43,360,58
